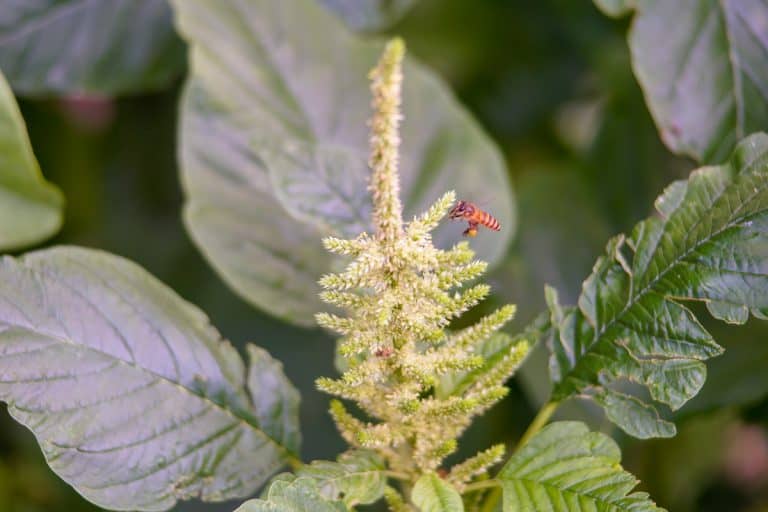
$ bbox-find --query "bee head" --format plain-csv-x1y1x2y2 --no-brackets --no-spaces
449,200,469,219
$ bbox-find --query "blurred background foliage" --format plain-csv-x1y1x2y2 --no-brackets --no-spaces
1,0,767,511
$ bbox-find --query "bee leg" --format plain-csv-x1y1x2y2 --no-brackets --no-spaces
463,222,479,237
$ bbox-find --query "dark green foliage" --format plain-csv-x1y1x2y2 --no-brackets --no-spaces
547,134,768,438
500,422,662,511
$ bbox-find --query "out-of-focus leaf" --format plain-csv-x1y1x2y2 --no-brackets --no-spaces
171,0,515,326
412,473,463,512
547,133,768,438
0,247,300,511
236,478,347,512
499,421,663,511
0,0,184,95
178,81,331,326
296,450,386,506
593,0,635,17
319,0,419,32
602,0,768,163
262,139,370,238
0,70,63,250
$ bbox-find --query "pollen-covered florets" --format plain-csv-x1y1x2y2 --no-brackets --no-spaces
315,38,529,480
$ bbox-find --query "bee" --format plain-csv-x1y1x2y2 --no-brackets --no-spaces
448,200,501,237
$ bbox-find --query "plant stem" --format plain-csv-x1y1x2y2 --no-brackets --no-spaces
514,400,559,451
479,400,560,512
385,470,411,481
462,479,500,493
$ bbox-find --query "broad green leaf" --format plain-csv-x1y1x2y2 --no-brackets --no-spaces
547,133,768,438
0,0,184,95
0,70,63,250
178,81,332,326
171,0,515,325
237,478,347,512
297,450,386,506
320,0,419,32
412,473,464,512
0,247,300,511
604,0,768,163
499,421,663,512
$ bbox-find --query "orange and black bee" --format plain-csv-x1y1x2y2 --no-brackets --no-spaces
448,200,501,237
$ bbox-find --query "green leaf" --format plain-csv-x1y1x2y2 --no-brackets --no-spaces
261,138,371,238
0,0,184,95
0,70,63,250
319,0,419,31
247,344,302,454
237,478,348,512
297,450,386,506
547,133,768,438
412,473,464,512
604,0,768,163
499,421,663,512
171,0,515,325
0,246,300,511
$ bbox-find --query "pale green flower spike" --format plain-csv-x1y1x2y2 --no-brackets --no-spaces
316,38,529,481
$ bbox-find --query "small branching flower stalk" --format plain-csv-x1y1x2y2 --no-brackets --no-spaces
315,37,529,495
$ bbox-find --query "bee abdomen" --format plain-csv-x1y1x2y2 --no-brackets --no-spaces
481,211,501,231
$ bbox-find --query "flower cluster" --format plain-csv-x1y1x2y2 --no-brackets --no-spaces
315,39,528,488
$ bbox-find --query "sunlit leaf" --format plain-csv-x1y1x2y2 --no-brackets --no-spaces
499,421,663,511
171,0,515,325
0,247,300,511
547,133,768,438
319,0,419,32
0,0,184,95
178,81,331,326
0,70,63,250
412,473,464,512
236,478,347,512
297,450,386,506
599,0,768,163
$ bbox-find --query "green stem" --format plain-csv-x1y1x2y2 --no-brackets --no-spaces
479,400,560,512
462,479,500,493
385,470,411,481
514,400,559,451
